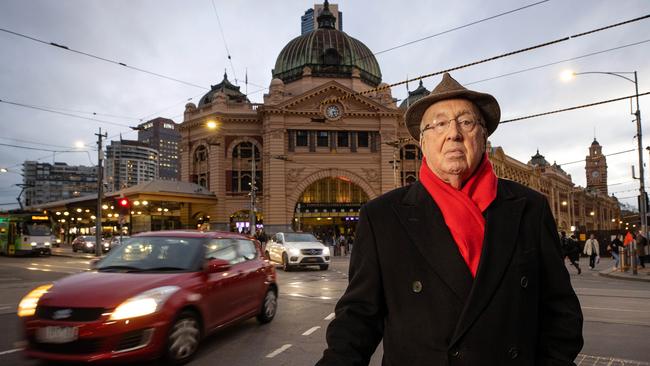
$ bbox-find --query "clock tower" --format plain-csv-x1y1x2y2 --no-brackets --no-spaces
585,138,607,195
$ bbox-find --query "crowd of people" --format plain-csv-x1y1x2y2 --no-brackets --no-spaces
560,229,649,273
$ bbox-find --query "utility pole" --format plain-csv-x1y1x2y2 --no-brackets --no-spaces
95,128,107,257
633,72,646,236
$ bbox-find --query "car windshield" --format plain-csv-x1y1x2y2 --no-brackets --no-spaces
283,233,319,242
24,223,52,236
83,236,96,242
97,236,203,272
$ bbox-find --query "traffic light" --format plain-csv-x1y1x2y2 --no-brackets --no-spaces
117,198,130,216
118,198,129,208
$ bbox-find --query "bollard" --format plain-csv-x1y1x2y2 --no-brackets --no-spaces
620,246,630,272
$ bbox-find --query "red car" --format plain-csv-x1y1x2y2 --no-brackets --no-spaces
18,231,278,365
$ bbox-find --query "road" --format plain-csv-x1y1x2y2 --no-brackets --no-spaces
0,255,648,366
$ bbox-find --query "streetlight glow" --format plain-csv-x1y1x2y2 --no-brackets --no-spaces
74,141,85,149
560,69,575,82
206,120,218,129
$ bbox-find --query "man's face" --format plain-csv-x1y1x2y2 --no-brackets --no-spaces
419,99,487,185
590,234,595,239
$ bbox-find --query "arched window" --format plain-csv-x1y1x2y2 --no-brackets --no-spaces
192,145,209,189
231,142,262,193
399,144,422,186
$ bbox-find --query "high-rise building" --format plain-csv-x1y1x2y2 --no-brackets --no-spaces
22,161,97,206
137,117,181,180
301,2,342,35
105,140,159,192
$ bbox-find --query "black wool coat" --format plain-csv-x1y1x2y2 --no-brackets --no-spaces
316,179,583,366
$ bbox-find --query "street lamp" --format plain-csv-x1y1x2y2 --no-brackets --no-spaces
562,69,645,233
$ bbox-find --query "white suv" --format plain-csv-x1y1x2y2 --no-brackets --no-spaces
265,232,330,271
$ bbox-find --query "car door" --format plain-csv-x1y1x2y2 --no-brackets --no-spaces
267,234,281,263
203,239,243,329
229,239,267,315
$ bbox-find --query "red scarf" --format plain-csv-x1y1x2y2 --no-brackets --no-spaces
419,153,498,277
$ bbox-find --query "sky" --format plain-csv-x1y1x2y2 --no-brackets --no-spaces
1,0,649,210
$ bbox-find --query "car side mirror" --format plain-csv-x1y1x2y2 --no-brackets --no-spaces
89,258,100,269
205,258,231,273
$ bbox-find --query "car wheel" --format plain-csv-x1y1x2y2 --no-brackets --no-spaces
319,264,329,271
164,310,201,365
282,253,292,272
256,288,277,324
72,246,77,252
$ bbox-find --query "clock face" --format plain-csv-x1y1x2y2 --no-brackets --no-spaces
325,104,341,120
591,171,600,178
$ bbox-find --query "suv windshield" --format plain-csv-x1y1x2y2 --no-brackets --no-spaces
82,236,96,242
283,233,319,242
97,236,203,272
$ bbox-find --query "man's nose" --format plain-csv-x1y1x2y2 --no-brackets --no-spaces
445,121,463,140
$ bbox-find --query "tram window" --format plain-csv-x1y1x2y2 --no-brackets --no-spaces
296,131,308,147
358,132,369,148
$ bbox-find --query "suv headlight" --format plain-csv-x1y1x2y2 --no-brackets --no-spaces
18,284,53,317
109,286,180,320
86,242,93,247
288,248,300,256
323,247,330,255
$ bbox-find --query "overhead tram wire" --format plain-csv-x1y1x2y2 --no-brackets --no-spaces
0,99,132,128
210,0,237,83
0,137,81,151
326,14,650,104
0,28,209,91
354,0,551,63
500,92,650,124
557,149,637,166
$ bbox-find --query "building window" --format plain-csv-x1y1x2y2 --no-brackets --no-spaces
358,131,369,148
194,145,207,162
296,131,308,147
399,144,423,186
231,142,262,193
337,132,349,147
317,131,329,147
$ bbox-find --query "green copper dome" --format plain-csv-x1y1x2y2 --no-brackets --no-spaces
272,2,381,86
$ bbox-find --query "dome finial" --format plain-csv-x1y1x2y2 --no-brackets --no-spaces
317,1,336,29
224,69,228,80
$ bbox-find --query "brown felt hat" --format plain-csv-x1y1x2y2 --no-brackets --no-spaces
404,73,501,141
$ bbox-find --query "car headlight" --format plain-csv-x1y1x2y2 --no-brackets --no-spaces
56,238,62,244
86,243,93,247
31,242,37,246
289,248,300,256
18,284,53,317
44,242,51,246
323,247,330,255
109,286,180,321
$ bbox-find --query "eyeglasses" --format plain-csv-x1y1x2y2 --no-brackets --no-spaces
420,117,483,136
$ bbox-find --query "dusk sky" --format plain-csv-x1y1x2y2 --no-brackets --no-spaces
1,0,649,209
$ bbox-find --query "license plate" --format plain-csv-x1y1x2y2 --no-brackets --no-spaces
36,326,78,343
305,257,318,262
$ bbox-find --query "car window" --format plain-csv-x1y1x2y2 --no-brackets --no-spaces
205,238,258,264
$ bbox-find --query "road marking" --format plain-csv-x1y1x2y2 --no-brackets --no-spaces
582,306,650,313
325,313,335,320
302,326,320,336
266,344,292,358
0,348,23,356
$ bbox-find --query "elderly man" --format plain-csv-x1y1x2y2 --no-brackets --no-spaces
316,73,583,366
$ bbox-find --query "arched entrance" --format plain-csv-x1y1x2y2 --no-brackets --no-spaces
293,176,370,239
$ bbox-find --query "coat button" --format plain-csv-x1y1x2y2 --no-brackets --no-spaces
412,281,422,293
509,347,519,359
450,349,460,358
520,276,528,288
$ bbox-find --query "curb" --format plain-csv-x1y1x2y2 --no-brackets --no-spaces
50,251,98,260
598,270,650,283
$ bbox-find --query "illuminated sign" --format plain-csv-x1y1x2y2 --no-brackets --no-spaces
31,216,49,221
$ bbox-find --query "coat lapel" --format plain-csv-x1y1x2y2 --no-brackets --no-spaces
393,182,473,302
450,180,526,346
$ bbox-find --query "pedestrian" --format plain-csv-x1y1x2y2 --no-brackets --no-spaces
608,234,622,270
338,233,347,255
561,232,581,275
635,230,647,269
316,73,583,366
583,234,600,270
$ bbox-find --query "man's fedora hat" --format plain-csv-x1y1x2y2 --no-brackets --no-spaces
404,73,501,141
